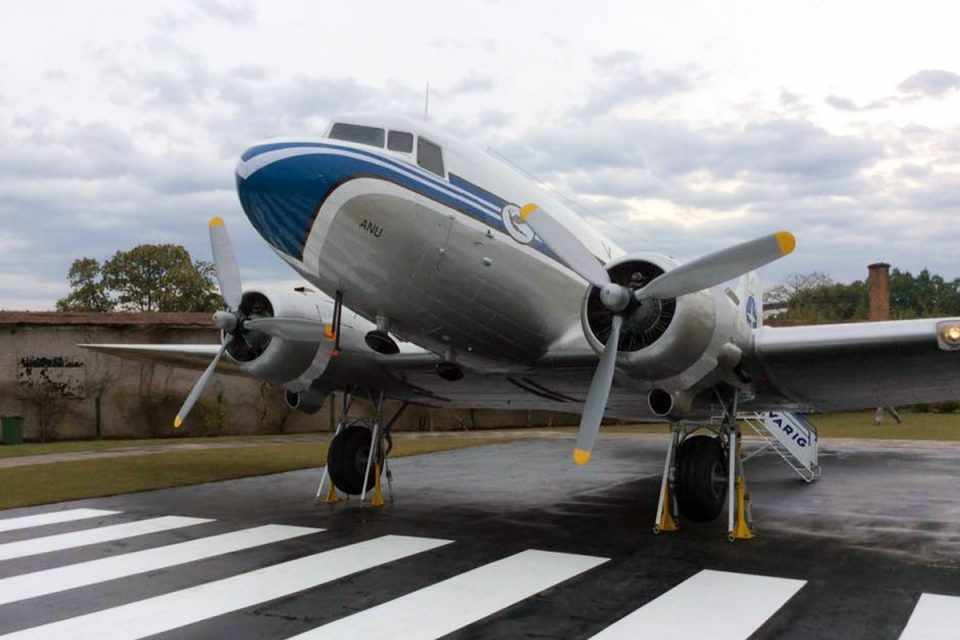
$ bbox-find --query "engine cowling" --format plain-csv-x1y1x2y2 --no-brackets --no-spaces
580,254,717,381
224,288,333,385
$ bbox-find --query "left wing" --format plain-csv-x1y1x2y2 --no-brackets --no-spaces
753,318,960,411
81,344,248,376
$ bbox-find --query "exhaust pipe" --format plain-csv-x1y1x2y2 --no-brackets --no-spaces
648,388,675,417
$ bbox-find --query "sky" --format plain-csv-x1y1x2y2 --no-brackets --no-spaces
1,0,959,309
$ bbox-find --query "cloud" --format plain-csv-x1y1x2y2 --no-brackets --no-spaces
192,0,257,25
898,69,960,97
825,94,890,111
574,51,697,117
444,71,495,96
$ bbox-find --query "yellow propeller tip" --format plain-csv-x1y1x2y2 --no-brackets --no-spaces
519,203,538,222
573,448,592,465
209,216,225,228
774,231,796,255
173,416,183,429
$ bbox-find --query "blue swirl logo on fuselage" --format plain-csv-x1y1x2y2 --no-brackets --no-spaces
745,295,759,329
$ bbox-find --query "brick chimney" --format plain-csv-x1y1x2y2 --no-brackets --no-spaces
867,262,891,321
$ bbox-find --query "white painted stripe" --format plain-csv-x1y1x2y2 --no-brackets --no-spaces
899,593,960,639
0,534,451,640
0,516,211,561
290,549,608,640
0,524,320,606
589,569,806,640
0,509,120,533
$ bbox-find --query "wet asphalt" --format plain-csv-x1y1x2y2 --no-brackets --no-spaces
0,434,957,639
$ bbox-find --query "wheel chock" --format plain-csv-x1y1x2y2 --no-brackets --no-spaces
655,483,679,533
324,475,341,504
370,463,385,508
729,476,754,541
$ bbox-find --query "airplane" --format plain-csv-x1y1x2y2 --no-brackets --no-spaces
85,113,960,539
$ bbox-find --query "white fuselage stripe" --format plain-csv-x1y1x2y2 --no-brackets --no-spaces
0,516,211,561
588,569,806,639
0,534,451,640
0,509,120,533
0,524,320,607
898,593,960,639
288,549,608,640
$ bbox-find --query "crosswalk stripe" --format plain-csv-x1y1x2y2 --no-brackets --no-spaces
0,524,320,606
589,569,806,639
0,534,451,639
899,593,960,639
0,515,211,561
288,549,608,639
0,509,120,533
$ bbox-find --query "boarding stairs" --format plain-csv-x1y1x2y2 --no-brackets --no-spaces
739,411,821,483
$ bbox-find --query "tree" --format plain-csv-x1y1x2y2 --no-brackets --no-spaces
56,258,113,312
56,244,221,313
767,267,960,324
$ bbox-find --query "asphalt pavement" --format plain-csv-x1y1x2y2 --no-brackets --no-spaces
0,434,957,639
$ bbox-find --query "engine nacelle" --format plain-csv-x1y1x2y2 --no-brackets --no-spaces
580,254,717,381
224,288,333,385
284,388,330,414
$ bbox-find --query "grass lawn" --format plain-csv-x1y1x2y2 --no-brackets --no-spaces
0,435,517,511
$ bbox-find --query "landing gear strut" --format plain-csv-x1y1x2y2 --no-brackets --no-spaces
653,389,753,541
315,391,407,507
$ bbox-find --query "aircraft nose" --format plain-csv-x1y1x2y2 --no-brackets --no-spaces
235,143,331,260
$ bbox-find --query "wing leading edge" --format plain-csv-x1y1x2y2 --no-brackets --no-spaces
754,318,960,411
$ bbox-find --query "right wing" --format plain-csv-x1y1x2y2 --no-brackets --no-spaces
754,318,960,411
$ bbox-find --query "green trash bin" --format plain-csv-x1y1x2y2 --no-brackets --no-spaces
1,416,24,445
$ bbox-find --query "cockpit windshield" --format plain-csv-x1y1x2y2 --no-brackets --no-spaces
329,123,385,148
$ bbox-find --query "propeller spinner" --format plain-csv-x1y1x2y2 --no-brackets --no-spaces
519,203,796,465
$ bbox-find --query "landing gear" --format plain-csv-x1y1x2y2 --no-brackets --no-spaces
315,391,407,507
675,435,727,522
653,388,753,541
327,425,381,495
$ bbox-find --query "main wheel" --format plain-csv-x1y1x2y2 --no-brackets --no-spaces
327,425,380,495
675,435,728,522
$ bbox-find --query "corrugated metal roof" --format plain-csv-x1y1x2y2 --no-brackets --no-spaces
0,312,214,327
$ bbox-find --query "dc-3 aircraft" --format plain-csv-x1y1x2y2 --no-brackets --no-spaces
86,114,960,540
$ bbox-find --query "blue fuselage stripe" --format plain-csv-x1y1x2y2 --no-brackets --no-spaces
236,143,561,265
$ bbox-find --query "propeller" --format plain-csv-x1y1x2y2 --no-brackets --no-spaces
173,217,329,429
520,203,796,464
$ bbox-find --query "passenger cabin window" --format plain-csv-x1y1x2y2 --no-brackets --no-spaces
329,123,385,148
417,137,445,177
387,130,414,153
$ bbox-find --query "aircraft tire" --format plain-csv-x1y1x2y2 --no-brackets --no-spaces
675,435,728,522
327,425,380,495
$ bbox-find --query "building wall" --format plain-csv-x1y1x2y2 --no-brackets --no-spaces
0,322,577,441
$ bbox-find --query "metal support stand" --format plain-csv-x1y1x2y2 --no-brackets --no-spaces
315,392,352,504
653,426,680,534
718,389,753,542
361,391,385,506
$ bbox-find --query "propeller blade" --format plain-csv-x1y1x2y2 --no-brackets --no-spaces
637,231,796,301
244,317,329,343
519,203,610,288
573,314,623,465
173,341,228,429
209,217,243,311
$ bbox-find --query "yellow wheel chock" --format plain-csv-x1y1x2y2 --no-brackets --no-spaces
369,462,385,508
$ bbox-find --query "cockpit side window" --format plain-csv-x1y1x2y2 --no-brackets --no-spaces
329,123,385,148
417,137,445,177
387,131,414,153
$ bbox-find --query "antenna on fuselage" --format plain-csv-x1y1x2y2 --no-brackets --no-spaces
424,82,430,120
